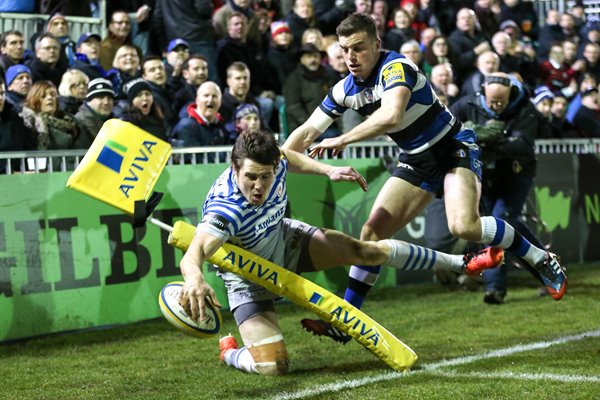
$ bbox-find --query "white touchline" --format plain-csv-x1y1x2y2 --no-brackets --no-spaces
272,328,600,400
428,370,600,383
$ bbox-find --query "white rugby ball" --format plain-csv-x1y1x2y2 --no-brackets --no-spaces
158,281,222,338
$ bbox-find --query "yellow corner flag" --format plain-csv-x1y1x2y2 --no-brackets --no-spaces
66,119,171,215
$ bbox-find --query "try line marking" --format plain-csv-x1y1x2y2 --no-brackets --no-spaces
272,328,600,400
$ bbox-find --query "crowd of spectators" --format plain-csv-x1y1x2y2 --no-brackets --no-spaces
1,0,600,173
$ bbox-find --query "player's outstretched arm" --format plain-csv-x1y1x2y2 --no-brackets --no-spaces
283,120,324,152
309,86,410,158
281,148,367,192
179,231,224,322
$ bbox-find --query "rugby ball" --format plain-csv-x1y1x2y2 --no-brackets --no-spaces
158,281,222,338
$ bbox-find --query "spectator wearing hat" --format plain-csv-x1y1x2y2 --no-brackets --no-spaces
72,32,106,81
174,55,209,116
115,78,169,141
171,81,228,163
232,102,261,135
0,74,33,174
74,77,115,145
45,13,77,68
26,33,66,87
100,10,141,72
530,85,556,138
5,64,32,113
141,55,177,130
57,69,89,115
0,30,29,77
447,8,491,86
573,87,600,138
283,43,338,138
164,38,191,94
267,20,297,95
151,0,217,82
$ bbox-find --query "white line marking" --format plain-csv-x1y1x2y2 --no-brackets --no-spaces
272,329,600,400
428,370,600,383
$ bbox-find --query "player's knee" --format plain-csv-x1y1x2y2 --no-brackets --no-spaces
447,218,479,241
360,223,380,241
248,338,289,376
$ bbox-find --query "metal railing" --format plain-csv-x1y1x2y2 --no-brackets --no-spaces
1,138,599,175
0,3,106,49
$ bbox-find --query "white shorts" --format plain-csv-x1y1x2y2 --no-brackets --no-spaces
216,218,317,313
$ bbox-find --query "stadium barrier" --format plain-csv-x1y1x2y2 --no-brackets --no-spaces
0,139,599,341
0,12,105,47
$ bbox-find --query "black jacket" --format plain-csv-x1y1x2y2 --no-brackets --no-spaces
450,87,539,177
151,0,215,51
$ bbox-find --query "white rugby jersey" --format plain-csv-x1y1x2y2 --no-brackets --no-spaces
307,50,457,154
198,157,288,260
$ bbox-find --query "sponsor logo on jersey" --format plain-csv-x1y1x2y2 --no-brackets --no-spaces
382,63,406,86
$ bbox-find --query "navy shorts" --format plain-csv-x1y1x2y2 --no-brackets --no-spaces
392,126,482,197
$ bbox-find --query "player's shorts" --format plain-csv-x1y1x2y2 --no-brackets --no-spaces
392,124,482,197
220,218,318,324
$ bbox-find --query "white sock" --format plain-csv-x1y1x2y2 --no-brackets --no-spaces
224,347,257,374
384,239,465,273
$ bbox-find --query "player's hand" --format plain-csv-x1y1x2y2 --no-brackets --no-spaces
308,137,346,158
328,166,368,191
179,278,221,322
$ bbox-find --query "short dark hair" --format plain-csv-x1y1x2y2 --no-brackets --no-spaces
231,129,280,171
182,54,208,71
141,55,163,75
336,13,378,41
0,30,23,48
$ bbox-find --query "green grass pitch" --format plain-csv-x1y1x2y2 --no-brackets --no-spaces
2,263,599,400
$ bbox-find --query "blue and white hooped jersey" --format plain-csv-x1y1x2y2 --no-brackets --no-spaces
198,157,288,259
308,50,457,154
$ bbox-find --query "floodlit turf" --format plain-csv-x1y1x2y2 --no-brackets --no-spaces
1,264,599,400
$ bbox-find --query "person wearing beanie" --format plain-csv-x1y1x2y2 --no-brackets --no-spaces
74,78,115,145
531,85,555,121
0,74,33,174
5,64,32,113
45,13,76,67
114,78,168,141
267,20,296,95
234,103,260,126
